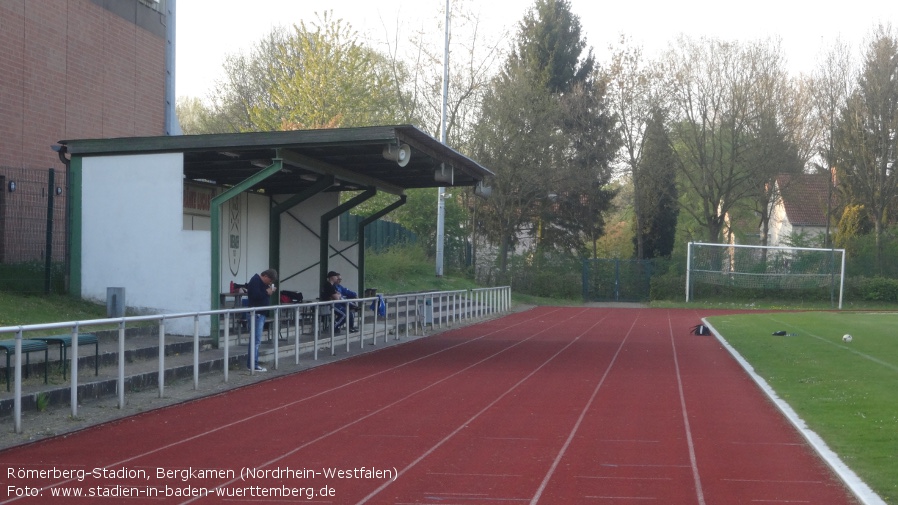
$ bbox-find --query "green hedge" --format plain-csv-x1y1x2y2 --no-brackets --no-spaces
845,276,898,303
647,272,898,305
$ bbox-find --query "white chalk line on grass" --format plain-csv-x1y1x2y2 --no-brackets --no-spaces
704,318,887,505
767,316,898,373
3,307,557,505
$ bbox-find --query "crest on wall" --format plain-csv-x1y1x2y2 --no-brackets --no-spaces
228,197,241,276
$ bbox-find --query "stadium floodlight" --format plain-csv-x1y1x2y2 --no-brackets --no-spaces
685,242,846,309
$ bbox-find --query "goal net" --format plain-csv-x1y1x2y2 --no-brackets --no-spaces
686,242,845,308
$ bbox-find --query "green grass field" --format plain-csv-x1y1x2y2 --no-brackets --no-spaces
706,311,898,504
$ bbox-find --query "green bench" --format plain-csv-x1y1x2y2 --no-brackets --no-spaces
33,333,99,380
0,339,49,392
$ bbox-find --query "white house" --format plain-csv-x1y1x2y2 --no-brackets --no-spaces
767,173,834,247
56,126,492,334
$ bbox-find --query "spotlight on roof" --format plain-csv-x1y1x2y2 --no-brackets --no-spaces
382,143,411,167
474,180,491,199
434,163,454,184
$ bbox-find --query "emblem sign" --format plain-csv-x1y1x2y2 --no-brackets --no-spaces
228,197,241,276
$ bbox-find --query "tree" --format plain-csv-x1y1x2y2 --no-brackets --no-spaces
547,76,618,257
175,96,215,134
810,38,855,246
471,0,616,274
183,13,407,134
205,28,292,133
511,0,593,94
470,62,566,275
634,107,678,259
608,38,661,259
664,37,775,243
353,1,506,269
834,25,898,272
252,13,407,130
740,40,808,246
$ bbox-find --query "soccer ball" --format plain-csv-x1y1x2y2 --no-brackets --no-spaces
842,334,853,343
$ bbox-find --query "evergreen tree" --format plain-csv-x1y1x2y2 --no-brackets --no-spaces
634,108,678,259
834,26,898,273
474,0,617,273
510,0,593,94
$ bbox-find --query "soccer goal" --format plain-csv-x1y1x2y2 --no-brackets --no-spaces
686,242,846,308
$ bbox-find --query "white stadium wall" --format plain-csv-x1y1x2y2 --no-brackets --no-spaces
80,152,211,334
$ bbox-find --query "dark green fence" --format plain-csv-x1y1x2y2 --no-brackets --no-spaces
582,258,655,302
0,166,67,294
339,213,416,251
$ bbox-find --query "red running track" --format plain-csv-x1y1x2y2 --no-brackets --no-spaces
0,307,860,504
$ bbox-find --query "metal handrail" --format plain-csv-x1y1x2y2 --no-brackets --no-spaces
1,286,511,434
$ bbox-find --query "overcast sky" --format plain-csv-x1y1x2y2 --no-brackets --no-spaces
175,0,895,100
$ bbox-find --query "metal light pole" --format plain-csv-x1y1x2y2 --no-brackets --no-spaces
435,0,449,277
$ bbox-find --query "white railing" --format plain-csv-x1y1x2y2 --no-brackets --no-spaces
0,286,511,434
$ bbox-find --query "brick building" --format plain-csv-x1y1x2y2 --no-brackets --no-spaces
0,0,173,278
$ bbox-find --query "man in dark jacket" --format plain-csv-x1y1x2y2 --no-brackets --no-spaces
247,268,277,372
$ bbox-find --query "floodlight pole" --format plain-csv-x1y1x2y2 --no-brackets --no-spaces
435,0,449,278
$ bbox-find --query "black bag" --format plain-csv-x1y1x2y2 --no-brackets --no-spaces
691,324,711,336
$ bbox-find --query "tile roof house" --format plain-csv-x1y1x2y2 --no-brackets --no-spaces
767,174,835,247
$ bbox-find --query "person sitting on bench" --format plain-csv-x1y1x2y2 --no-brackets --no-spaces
320,271,357,333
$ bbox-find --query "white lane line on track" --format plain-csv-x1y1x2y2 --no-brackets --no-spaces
722,478,824,484
427,472,524,478
528,316,639,505
583,496,657,501
668,313,707,505
599,463,691,468
749,500,811,504
577,476,674,481
357,308,612,505
14,307,561,505
191,308,576,505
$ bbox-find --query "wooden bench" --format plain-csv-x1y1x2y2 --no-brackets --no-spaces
0,339,49,392
32,333,99,380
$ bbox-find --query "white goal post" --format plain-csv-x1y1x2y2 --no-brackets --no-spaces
686,242,846,309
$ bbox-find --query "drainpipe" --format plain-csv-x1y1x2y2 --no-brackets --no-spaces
164,0,181,135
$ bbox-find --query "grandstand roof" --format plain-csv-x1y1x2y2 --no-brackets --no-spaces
57,125,492,196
